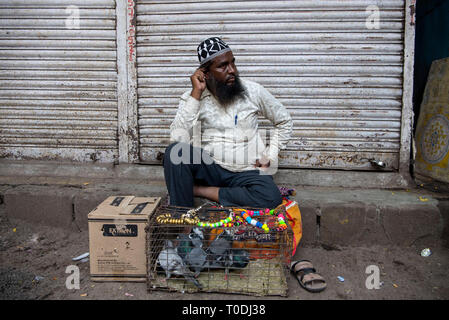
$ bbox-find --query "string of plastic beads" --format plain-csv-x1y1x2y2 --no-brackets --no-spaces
156,206,287,232
240,208,288,232
276,213,287,231
197,212,234,228
240,210,269,233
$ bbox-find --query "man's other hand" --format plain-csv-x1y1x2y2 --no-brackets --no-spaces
255,158,270,168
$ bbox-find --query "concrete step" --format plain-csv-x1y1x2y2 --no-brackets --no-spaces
1,176,446,247
295,186,445,247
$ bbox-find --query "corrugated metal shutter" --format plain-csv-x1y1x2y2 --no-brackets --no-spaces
0,0,118,162
136,0,405,170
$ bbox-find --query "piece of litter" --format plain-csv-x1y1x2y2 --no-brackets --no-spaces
393,283,398,288
80,293,88,297
420,248,432,257
337,276,345,282
72,252,89,261
33,276,44,282
419,196,429,202
12,228,16,232
30,234,39,243
83,182,89,186
125,293,134,297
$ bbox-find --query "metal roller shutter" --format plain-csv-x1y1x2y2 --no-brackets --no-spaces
0,0,118,162
136,0,406,170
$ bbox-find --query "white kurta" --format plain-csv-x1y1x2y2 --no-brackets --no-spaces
170,79,292,172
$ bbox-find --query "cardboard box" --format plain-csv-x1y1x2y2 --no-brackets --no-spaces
88,196,161,282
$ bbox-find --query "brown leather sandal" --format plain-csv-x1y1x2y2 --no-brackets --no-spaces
290,260,327,293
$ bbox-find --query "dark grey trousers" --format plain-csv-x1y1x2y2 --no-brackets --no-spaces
163,142,282,208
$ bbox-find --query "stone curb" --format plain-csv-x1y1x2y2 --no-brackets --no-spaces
1,183,445,247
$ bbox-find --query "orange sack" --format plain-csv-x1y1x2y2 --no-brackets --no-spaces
283,198,302,256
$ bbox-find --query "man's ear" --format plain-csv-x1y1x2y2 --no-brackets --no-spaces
200,64,211,79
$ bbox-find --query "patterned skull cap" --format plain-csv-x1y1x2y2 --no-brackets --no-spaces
197,37,232,65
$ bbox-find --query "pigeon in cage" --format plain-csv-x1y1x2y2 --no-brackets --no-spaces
207,229,233,267
206,230,251,280
184,246,208,277
230,249,250,279
176,227,204,260
189,227,205,248
157,240,202,289
176,234,192,259
206,229,235,279
181,227,208,277
231,249,250,269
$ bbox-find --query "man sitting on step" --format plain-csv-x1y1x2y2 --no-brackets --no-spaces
163,37,292,209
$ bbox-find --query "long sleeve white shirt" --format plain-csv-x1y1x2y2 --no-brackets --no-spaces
170,78,292,172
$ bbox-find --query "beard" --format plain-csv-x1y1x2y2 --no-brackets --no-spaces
206,75,246,107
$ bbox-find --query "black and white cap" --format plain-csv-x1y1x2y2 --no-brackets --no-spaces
197,37,231,65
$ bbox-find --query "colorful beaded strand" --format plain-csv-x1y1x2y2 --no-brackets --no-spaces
197,212,234,228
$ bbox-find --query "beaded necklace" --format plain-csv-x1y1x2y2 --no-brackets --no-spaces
156,209,236,228
233,208,287,233
156,206,287,232
197,211,234,228
156,212,200,225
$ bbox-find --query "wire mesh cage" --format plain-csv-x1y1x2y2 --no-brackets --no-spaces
146,203,293,296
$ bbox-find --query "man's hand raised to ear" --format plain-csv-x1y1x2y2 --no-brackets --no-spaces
190,67,207,100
